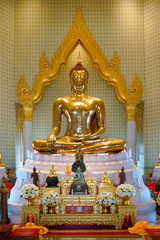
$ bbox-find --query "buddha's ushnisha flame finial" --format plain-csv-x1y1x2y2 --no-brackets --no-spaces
69,53,89,79
76,52,82,64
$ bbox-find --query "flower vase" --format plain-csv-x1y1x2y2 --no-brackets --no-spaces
48,204,56,214
102,204,110,214
25,198,35,206
122,196,132,206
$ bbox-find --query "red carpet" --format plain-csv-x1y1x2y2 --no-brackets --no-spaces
43,229,138,238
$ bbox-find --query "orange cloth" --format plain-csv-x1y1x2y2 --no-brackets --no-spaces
21,222,48,240
128,221,159,236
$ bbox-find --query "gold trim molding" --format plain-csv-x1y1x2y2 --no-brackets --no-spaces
17,8,143,126
18,107,23,133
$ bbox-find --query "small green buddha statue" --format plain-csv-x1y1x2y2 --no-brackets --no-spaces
70,150,88,195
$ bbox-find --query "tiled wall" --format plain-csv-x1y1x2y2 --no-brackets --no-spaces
144,0,160,172
0,0,15,168
0,0,159,172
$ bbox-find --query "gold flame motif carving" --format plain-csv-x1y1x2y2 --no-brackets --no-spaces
16,8,143,129
18,107,23,134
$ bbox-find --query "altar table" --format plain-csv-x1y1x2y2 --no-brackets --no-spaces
40,213,119,230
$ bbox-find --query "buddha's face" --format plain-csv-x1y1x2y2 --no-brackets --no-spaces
71,70,88,93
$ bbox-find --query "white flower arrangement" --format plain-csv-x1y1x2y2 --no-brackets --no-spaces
96,191,115,206
42,191,61,206
20,184,39,199
116,184,136,197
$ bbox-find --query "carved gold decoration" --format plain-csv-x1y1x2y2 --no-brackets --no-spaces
16,8,143,125
16,75,34,122
42,187,60,196
40,213,119,230
125,104,137,121
136,104,142,133
21,205,42,227
118,205,137,229
18,107,23,133
16,75,34,106
22,106,34,122
61,178,73,195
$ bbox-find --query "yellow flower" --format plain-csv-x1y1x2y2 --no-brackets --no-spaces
25,222,36,228
128,221,160,236
136,229,146,235
128,227,136,234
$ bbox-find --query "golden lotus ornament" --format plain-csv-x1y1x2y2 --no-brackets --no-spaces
48,204,56,214
122,196,132,206
24,198,35,206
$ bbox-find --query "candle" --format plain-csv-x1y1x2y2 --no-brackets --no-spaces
71,189,73,206
85,189,87,206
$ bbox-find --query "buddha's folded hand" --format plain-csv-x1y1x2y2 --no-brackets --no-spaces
47,133,56,144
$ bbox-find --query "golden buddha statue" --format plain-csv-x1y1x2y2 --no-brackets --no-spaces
100,170,113,187
46,165,58,188
32,60,126,154
99,170,115,194
0,152,5,168
48,165,57,177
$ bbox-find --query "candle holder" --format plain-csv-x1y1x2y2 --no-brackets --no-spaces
70,204,74,214
85,204,89,213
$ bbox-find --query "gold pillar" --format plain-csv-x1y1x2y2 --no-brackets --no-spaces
125,104,137,121
22,105,34,122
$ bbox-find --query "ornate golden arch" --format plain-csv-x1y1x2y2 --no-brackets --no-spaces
17,8,142,126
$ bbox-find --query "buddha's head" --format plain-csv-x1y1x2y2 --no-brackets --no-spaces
69,62,89,93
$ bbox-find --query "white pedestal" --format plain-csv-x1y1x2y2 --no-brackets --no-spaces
0,167,7,182
152,166,160,181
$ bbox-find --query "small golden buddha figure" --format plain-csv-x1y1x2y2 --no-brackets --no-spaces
100,170,113,187
46,165,58,188
0,152,5,168
99,170,115,194
32,59,126,154
48,165,57,177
